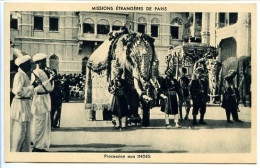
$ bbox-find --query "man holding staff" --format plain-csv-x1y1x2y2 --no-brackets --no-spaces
190,67,208,125
31,53,54,152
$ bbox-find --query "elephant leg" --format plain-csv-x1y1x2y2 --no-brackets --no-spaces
142,103,150,127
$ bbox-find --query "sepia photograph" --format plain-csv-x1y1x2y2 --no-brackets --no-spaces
3,2,257,164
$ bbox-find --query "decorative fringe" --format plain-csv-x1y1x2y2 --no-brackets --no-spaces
88,30,156,83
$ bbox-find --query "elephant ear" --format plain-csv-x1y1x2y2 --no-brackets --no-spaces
222,56,239,86
87,39,112,73
222,57,238,75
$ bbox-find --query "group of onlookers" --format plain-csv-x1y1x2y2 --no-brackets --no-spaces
56,73,86,102
61,74,86,102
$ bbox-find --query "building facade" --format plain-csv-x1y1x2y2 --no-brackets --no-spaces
10,11,251,75
214,12,251,62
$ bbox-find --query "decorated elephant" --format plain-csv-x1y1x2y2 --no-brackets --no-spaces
85,28,157,126
192,55,251,105
168,43,222,103
238,56,251,106
192,57,222,103
168,43,251,105
206,58,222,103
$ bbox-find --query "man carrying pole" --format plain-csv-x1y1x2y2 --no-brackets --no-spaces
190,67,208,125
178,67,191,121
31,53,54,152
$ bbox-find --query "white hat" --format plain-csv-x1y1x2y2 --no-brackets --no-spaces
15,55,31,66
33,53,47,62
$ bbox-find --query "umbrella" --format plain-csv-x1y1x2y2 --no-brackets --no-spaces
87,39,112,72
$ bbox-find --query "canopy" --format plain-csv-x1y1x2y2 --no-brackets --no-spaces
169,42,217,62
87,39,112,72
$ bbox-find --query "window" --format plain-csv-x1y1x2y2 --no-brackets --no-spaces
97,20,110,34
151,25,159,37
138,24,146,34
49,17,59,31
34,16,43,30
112,20,123,31
10,16,18,29
97,24,110,34
171,17,183,25
229,13,238,25
219,13,225,23
195,12,202,26
112,26,121,31
151,18,160,37
83,23,94,33
171,26,179,39
219,13,225,28
83,18,95,33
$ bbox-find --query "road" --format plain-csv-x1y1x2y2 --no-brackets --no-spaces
49,103,251,153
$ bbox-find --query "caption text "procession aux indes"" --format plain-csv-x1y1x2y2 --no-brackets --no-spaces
104,154,151,159
92,6,167,11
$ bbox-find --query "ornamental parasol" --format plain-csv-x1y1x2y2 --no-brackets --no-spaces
87,39,112,72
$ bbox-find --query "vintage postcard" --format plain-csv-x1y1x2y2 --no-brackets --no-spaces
4,2,257,163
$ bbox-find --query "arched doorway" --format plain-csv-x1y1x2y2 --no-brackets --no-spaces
82,56,89,75
219,37,237,62
49,54,59,72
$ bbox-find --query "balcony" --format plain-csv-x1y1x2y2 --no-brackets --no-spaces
170,39,183,46
183,25,201,42
216,23,238,42
78,33,109,42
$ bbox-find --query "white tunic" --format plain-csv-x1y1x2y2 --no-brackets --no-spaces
10,68,34,152
31,67,53,149
31,67,54,115
11,68,34,123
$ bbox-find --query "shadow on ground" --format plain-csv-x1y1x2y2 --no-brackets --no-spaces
147,119,251,130
52,127,139,132
50,150,188,153
49,143,188,153
53,119,251,132
50,143,150,148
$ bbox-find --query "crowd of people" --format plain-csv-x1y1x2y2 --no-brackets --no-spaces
58,73,86,102
108,64,244,130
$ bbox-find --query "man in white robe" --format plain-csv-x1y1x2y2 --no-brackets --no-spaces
10,54,37,152
31,53,54,152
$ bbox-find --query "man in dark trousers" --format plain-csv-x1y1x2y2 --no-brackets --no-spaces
108,65,128,129
178,67,191,121
50,69,63,129
160,67,182,128
222,70,243,123
190,67,208,125
62,75,70,102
